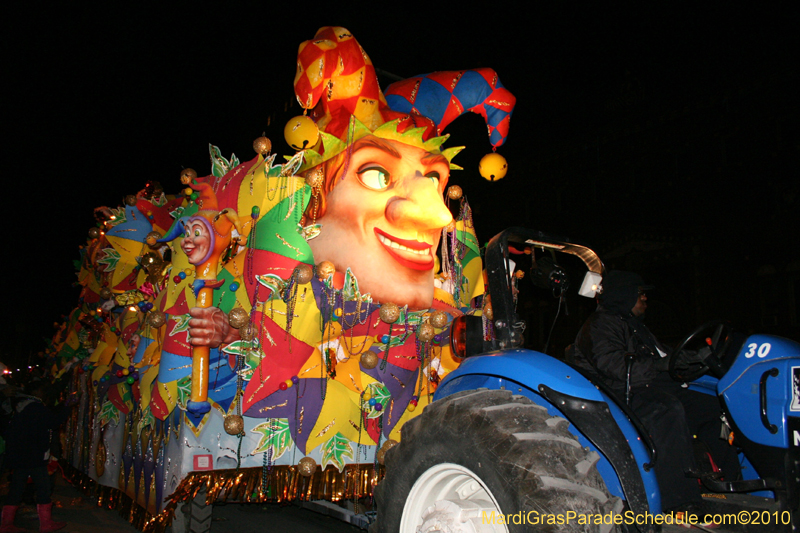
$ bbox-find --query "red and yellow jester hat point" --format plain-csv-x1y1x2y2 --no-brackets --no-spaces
294,27,444,171
293,26,515,172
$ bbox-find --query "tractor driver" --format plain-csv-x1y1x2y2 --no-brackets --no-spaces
570,270,740,513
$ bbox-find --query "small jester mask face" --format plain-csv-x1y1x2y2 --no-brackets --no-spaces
180,217,213,266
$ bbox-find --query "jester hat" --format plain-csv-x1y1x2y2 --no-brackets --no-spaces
294,26,516,171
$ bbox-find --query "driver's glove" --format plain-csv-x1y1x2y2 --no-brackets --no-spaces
677,346,712,365
699,345,713,361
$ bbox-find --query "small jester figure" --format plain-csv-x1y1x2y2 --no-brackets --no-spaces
159,183,245,414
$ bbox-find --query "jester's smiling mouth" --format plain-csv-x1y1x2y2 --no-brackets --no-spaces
374,228,434,271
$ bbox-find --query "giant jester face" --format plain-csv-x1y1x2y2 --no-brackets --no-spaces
308,136,453,310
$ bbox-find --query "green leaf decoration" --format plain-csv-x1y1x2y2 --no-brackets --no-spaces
137,405,154,433
221,337,260,357
300,223,321,241
119,382,132,407
255,273,286,299
108,207,127,227
222,339,263,382
151,193,167,207
170,314,191,336
251,418,292,460
363,382,391,419
98,399,120,427
169,206,185,220
341,268,372,304
209,144,239,178
321,432,354,472
404,310,426,327
176,376,192,409
97,248,121,272
281,151,305,176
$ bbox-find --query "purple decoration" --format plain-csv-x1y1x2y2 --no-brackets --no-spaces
361,356,418,437
244,378,325,453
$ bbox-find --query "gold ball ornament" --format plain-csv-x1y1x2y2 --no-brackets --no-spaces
145,231,161,247
140,252,163,273
379,303,400,324
305,168,324,189
253,135,272,156
430,310,448,329
447,185,463,200
224,415,244,435
483,301,494,321
239,322,257,342
298,456,317,477
148,311,166,328
284,115,319,151
360,352,378,370
228,308,249,329
124,195,137,206
180,168,197,185
99,287,113,300
417,322,435,342
479,153,508,181
376,448,387,465
316,261,335,281
88,227,100,240
294,264,314,284
381,439,398,453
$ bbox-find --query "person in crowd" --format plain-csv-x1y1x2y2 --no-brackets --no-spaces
1,380,67,533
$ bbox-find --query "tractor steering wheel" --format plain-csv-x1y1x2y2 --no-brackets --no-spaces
669,320,732,382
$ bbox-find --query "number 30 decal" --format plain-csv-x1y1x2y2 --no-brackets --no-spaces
745,343,772,358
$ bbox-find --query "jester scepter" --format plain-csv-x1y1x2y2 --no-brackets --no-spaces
159,183,244,415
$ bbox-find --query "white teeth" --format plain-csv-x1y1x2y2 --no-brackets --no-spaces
378,234,427,255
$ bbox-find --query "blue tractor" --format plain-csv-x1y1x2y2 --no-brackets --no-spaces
373,228,800,532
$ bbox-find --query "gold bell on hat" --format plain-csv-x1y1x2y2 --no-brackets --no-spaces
479,153,508,181
284,115,319,151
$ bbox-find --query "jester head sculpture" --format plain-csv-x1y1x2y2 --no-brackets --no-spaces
292,27,515,310
159,183,244,284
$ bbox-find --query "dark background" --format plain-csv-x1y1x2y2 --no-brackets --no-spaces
3,3,797,370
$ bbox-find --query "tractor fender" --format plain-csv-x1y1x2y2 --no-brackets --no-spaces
436,349,661,515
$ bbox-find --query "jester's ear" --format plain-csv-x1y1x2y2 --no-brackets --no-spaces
157,216,189,243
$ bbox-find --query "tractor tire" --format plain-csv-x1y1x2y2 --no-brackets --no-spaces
372,389,623,533
170,487,213,533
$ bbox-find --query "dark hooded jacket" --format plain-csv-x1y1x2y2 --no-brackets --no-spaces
571,271,669,395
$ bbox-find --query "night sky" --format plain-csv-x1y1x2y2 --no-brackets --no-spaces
3,4,796,368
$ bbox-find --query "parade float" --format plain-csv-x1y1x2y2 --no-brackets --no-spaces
47,27,514,530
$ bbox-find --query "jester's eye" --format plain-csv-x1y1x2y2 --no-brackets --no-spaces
426,171,440,189
194,229,201,237
357,167,390,190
